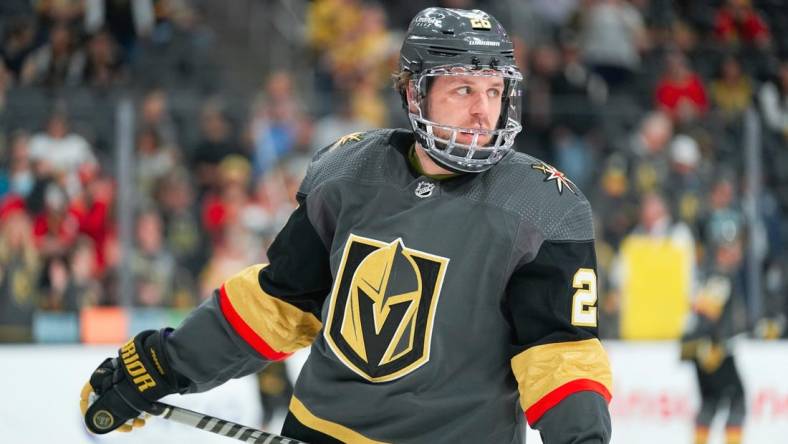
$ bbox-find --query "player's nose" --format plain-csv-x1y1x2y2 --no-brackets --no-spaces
468,93,490,127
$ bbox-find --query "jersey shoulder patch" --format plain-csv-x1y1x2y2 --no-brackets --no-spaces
330,131,366,151
469,151,593,242
529,162,577,196
300,129,393,196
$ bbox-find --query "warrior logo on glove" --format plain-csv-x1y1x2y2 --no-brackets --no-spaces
92,410,115,430
324,234,449,383
120,339,158,392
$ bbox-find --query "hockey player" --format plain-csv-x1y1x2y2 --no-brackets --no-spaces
81,8,612,443
680,223,747,444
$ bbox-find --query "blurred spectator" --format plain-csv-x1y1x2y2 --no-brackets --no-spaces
350,74,388,128
243,166,298,241
552,36,607,133
328,2,393,87
553,127,595,192
155,168,206,279
0,61,11,112
250,71,309,179
628,111,674,194
138,88,178,148
665,134,708,231
201,154,252,246
28,111,97,198
42,235,101,311
70,172,114,275
1,17,37,79
135,127,176,203
98,230,120,305
84,0,154,59
758,59,788,142
20,22,85,87
130,208,176,306
579,0,648,91
82,28,127,88
198,161,276,303
486,0,554,48
306,0,361,53
307,0,396,118
655,50,709,123
710,55,753,123
593,154,637,249
0,207,40,341
32,183,79,261
713,0,771,49
530,0,581,29
520,43,562,160
192,98,242,196
0,131,35,199
35,0,84,30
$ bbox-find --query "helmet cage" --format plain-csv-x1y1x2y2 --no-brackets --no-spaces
408,64,523,173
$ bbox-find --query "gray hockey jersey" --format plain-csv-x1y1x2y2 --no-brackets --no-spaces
166,129,612,443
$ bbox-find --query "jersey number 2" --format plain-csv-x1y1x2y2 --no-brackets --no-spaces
571,268,597,327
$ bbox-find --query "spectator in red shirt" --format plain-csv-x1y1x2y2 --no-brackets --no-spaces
32,183,79,260
713,0,771,49
655,51,709,123
70,171,114,276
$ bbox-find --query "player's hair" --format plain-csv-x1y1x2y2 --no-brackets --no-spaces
391,69,412,106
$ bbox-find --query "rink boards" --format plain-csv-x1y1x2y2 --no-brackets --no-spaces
0,340,786,444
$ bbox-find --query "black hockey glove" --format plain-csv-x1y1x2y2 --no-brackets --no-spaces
80,329,187,434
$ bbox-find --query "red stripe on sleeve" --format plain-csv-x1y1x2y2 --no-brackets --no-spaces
218,284,291,361
525,378,612,425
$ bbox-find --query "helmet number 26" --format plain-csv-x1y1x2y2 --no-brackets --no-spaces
571,268,597,327
469,18,491,30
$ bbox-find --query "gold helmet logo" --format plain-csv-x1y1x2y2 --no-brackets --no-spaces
325,235,449,382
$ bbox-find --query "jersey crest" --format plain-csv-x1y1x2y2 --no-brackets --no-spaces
324,234,449,382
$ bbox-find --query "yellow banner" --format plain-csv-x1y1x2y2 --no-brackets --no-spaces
619,235,691,339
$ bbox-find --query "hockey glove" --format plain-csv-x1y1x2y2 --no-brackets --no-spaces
81,329,186,434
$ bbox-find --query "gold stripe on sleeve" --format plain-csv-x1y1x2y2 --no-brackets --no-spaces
511,338,613,413
223,265,322,354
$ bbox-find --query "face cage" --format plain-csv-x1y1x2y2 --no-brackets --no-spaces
408,65,523,173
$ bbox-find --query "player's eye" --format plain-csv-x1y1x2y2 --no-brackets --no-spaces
456,86,471,96
487,88,502,98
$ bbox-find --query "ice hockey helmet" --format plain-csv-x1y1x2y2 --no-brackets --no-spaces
398,8,523,173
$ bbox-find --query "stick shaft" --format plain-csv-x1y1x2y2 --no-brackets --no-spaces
150,401,307,444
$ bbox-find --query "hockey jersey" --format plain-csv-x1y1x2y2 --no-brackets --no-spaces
165,129,612,443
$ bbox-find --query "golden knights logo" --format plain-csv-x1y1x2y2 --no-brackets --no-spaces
324,234,449,382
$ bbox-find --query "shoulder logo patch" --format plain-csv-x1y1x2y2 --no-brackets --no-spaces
531,162,577,195
324,234,449,383
329,132,365,151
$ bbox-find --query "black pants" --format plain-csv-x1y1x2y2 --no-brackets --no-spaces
694,355,746,428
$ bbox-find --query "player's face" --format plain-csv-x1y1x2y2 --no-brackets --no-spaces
426,74,504,146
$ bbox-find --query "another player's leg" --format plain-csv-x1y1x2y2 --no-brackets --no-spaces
693,360,722,444
720,356,746,444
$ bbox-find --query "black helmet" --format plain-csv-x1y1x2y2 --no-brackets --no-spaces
399,8,523,173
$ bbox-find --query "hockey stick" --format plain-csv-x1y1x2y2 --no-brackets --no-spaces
148,401,308,444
